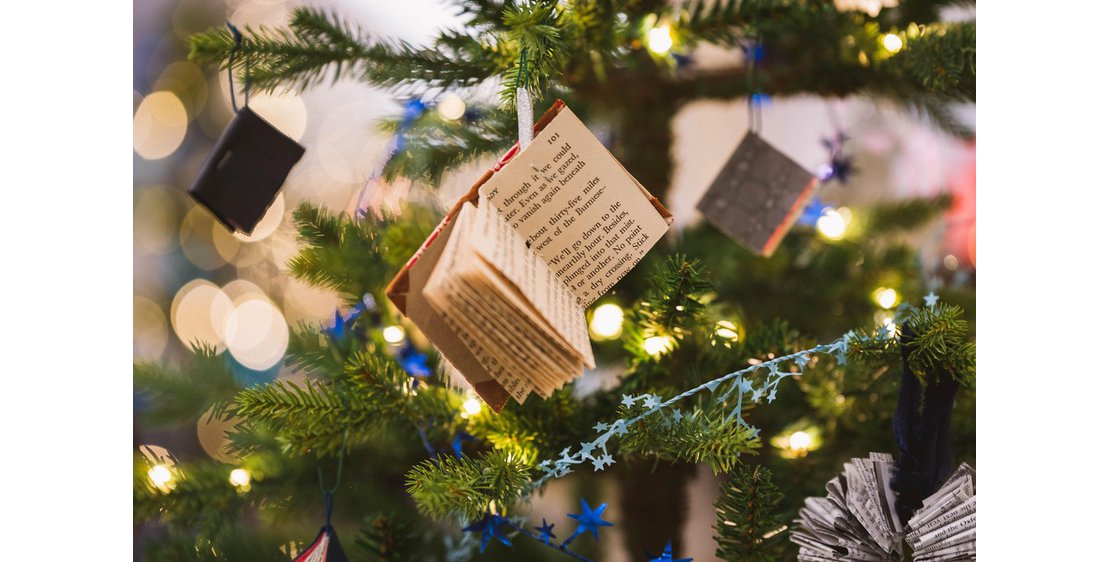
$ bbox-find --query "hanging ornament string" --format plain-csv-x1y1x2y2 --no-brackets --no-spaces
745,3,765,134
226,22,250,111
515,48,534,149
317,431,347,528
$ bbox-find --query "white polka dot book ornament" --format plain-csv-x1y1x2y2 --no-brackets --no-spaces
386,100,673,411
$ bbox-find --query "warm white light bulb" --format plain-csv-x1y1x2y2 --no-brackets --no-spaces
228,468,251,488
875,288,898,309
643,335,673,357
589,303,624,340
382,325,405,345
816,208,848,240
647,24,674,54
148,464,174,490
715,320,739,341
883,33,903,53
788,431,812,451
437,93,466,121
462,397,483,416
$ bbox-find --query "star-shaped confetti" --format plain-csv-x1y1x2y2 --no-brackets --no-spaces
672,410,683,423
580,441,596,457
650,540,693,562
534,518,556,544
567,499,615,540
794,354,810,370
924,292,939,308
621,394,637,408
462,514,512,553
612,420,629,436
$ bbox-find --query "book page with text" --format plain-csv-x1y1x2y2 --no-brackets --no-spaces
479,106,669,306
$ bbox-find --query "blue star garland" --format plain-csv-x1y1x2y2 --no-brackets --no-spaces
462,513,512,553
650,541,693,562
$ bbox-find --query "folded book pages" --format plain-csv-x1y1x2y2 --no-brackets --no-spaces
791,454,976,562
386,101,672,411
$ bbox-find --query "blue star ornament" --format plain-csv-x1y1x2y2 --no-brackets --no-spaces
535,518,556,544
651,541,693,562
463,514,512,553
568,499,615,540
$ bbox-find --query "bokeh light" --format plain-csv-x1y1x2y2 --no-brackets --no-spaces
647,24,674,54
437,93,466,121
134,296,169,360
788,431,812,452
816,208,849,240
714,320,741,341
589,303,624,340
382,325,406,345
134,91,188,160
643,335,674,357
170,279,234,350
180,206,228,270
229,468,251,489
882,33,903,53
148,464,175,492
225,297,289,371
134,186,181,256
873,287,898,309
197,405,239,463
461,397,483,418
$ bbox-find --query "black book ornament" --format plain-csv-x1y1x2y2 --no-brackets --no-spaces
188,107,304,234
187,22,305,234
696,133,817,257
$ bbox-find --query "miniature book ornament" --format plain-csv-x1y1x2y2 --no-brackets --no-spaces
187,106,305,234
696,133,817,256
387,101,672,411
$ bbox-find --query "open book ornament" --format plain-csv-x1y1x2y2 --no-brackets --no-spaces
790,454,976,562
293,525,349,562
696,133,817,257
187,107,305,234
387,101,672,411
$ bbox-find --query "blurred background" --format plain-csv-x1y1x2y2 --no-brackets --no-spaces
134,0,974,560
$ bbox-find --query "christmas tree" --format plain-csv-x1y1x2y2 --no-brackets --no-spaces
134,1,975,560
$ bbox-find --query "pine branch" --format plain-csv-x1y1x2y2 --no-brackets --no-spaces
622,410,761,474
134,344,240,426
713,464,788,562
356,513,424,562
380,108,515,184
188,7,498,93
500,0,566,106
865,194,953,235
847,302,975,387
406,451,534,520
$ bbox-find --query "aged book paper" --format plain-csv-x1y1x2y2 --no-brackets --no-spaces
479,105,669,305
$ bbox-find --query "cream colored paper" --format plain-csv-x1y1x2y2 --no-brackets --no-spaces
479,106,669,305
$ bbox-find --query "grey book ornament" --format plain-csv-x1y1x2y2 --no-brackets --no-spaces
696,133,817,256
187,107,305,234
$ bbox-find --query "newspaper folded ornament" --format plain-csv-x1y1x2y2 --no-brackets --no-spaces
696,133,817,256
386,101,672,411
187,107,305,234
790,454,976,561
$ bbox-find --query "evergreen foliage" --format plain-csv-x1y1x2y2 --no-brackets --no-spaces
713,464,788,562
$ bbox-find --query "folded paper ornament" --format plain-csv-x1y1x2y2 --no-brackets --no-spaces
187,107,305,234
293,525,349,562
697,133,817,256
386,100,671,411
